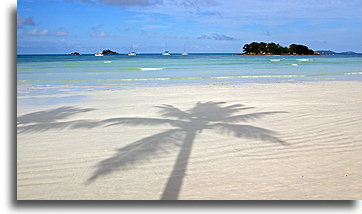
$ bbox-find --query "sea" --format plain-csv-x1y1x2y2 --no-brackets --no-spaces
17,53,361,105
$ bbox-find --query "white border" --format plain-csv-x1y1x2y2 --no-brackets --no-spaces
1,0,361,213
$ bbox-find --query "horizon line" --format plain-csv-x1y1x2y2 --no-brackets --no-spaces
17,51,362,56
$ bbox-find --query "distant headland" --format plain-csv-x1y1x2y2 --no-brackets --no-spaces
241,42,319,55
314,50,361,56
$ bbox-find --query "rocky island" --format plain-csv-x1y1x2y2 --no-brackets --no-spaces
70,52,80,55
101,49,119,55
241,42,319,55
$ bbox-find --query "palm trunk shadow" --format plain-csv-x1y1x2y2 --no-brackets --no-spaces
85,129,184,185
78,101,288,200
160,130,196,200
17,103,288,200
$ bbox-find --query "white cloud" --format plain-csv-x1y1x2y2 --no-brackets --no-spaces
26,28,49,36
198,33,237,41
90,31,118,37
142,25,170,30
55,28,69,36
89,24,118,37
91,24,104,31
71,0,163,6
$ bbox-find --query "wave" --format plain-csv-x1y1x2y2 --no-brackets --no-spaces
17,70,362,84
18,74,312,83
296,59,311,62
270,59,280,62
343,72,362,75
139,68,165,71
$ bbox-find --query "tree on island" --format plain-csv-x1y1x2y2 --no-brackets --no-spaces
101,49,119,55
242,42,316,55
289,44,314,55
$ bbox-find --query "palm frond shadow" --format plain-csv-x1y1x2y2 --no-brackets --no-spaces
87,101,288,200
17,102,288,200
17,106,98,134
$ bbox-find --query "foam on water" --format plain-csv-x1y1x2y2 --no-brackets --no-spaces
297,59,311,62
139,68,165,71
16,74,323,83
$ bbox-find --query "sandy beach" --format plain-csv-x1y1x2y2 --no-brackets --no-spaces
17,81,362,200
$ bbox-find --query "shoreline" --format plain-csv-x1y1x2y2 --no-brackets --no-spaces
17,79,362,105
17,80,362,111
17,77,362,91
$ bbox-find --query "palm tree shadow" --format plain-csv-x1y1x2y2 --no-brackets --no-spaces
86,101,288,200
17,106,98,134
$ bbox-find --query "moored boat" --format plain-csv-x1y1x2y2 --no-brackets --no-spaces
128,52,137,56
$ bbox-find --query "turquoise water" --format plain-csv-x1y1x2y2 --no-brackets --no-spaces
18,54,361,92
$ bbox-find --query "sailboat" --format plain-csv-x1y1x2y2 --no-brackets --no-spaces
128,45,137,56
162,50,171,56
162,44,171,55
95,47,103,56
181,45,188,55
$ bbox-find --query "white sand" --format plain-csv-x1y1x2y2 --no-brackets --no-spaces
17,81,362,200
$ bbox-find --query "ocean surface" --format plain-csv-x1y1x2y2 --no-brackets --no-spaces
17,54,361,104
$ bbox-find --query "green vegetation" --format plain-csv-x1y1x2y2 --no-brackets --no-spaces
101,49,118,55
242,42,316,55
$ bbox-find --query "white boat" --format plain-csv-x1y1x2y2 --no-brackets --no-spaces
181,45,188,55
128,52,137,56
162,51,171,56
95,53,103,56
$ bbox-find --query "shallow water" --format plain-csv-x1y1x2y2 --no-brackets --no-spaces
17,53,361,94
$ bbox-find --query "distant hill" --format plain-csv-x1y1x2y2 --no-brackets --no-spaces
316,50,361,55
339,51,361,55
315,50,336,55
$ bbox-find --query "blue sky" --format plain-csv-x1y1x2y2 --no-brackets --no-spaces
17,0,361,54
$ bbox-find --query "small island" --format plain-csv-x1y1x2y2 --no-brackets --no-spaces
70,52,80,55
241,42,319,55
101,49,119,55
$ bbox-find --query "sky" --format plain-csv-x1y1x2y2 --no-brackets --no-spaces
17,0,361,54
